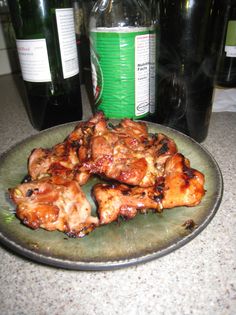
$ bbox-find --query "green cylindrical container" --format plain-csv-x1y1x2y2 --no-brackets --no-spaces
89,0,157,120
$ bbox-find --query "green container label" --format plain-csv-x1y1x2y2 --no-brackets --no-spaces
225,20,236,57
90,27,155,119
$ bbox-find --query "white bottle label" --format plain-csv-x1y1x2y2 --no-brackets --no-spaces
55,8,79,79
16,39,51,82
135,33,150,116
225,20,236,57
149,32,156,114
225,46,236,57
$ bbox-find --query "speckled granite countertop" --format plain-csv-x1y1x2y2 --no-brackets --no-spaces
0,74,235,315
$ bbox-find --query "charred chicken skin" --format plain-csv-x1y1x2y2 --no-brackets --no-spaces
93,153,205,225
161,153,205,208
9,112,205,237
93,183,163,225
28,112,106,185
9,176,99,237
82,117,177,187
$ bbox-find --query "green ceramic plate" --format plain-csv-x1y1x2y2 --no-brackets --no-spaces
0,121,223,270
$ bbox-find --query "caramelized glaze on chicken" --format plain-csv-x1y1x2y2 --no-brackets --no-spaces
93,183,163,225
82,117,177,187
93,153,205,225
8,112,205,237
161,153,205,208
9,176,98,237
28,112,106,185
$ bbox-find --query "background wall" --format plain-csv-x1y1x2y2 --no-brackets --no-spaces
0,2,19,75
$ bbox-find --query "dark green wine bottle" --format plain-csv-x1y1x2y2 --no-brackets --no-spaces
8,0,83,130
154,0,229,142
216,0,236,87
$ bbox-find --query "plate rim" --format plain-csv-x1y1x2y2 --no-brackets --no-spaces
0,120,224,270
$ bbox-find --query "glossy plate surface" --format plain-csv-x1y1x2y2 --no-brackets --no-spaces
0,121,223,270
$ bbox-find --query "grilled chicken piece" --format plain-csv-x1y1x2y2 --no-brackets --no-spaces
9,113,205,237
93,183,163,225
93,153,205,225
28,112,106,185
162,153,205,208
82,118,177,187
9,176,99,237
28,142,88,184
